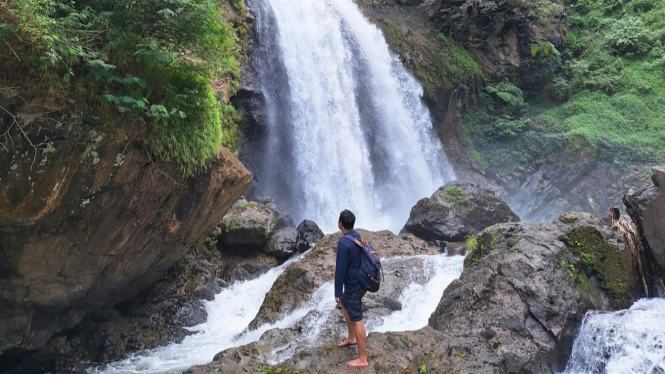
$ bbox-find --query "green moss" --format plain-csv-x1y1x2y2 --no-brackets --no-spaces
464,233,501,269
441,186,471,214
258,366,305,374
561,227,637,305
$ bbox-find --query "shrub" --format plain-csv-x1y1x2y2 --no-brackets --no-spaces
604,17,655,55
0,0,243,175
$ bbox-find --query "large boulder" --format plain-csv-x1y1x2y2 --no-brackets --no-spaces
0,129,251,357
402,181,520,242
624,166,665,286
266,228,299,259
214,201,277,252
190,213,643,374
295,219,325,252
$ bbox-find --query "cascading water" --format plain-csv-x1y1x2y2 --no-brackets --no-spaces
93,253,464,373
563,298,665,374
244,0,454,232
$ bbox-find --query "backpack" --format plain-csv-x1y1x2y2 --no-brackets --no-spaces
344,233,383,292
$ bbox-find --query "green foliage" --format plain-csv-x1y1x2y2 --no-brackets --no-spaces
258,366,304,374
1,0,244,175
604,16,656,55
486,81,524,107
418,363,427,374
460,0,665,172
530,41,561,58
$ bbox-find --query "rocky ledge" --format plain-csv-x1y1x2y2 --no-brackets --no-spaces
0,129,251,361
186,212,643,373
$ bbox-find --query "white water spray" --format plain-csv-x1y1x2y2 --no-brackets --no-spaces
91,253,307,374
246,0,454,232
94,253,464,373
564,298,665,374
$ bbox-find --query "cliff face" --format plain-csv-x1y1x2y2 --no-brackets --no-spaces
0,128,251,357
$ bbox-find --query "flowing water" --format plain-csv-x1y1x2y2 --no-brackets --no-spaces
93,253,465,373
564,298,665,374
244,0,454,233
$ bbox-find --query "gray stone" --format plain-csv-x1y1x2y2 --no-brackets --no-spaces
266,228,298,259
216,201,277,252
402,181,520,242
652,166,665,188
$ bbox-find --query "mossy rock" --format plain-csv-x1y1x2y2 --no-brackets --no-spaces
562,227,642,308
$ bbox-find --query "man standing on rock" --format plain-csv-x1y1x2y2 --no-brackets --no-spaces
335,209,369,368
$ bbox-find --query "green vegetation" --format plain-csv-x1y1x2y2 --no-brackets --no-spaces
0,0,245,175
457,0,665,171
258,366,305,374
441,186,470,213
418,363,428,374
464,232,501,269
561,227,637,306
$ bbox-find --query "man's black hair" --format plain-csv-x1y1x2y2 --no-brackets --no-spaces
339,209,356,230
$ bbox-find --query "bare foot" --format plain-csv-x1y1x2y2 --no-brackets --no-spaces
338,338,357,347
347,358,369,367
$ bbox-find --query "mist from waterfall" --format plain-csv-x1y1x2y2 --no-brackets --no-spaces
244,0,454,233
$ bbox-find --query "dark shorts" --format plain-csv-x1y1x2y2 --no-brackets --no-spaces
341,289,367,322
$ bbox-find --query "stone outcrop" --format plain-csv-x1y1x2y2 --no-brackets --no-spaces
402,181,519,242
211,199,313,261
0,129,251,359
190,213,643,374
214,200,278,252
623,166,665,294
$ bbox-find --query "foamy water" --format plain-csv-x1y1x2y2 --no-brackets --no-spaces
564,298,665,374
92,253,464,373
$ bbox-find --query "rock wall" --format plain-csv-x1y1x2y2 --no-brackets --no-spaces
0,129,251,358
624,166,665,294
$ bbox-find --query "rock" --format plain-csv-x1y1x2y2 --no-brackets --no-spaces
652,166,665,188
624,167,665,289
295,219,325,252
0,130,251,357
297,220,325,244
220,254,279,283
402,181,519,242
266,228,298,259
262,196,296,229
215,201,277,252
248,230,443,329
198,213,644,374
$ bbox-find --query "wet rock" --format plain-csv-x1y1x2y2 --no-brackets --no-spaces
262,196,296,229
402,181,519,242
0,129,251,357
215,201,277,252
624,166,665,289
220,254,279,283
297,220,325,244
295,219,325,252
266,228,299,259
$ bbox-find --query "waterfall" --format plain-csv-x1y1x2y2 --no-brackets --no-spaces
244,0,454,233
563,298,665,374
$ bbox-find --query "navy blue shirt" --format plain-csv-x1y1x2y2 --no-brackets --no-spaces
334,230,363,298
